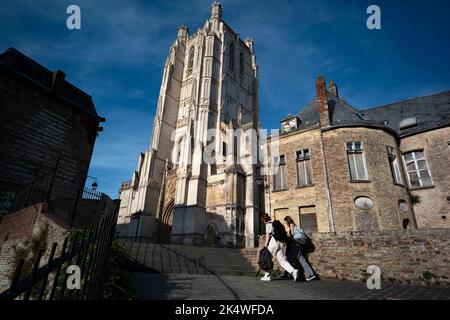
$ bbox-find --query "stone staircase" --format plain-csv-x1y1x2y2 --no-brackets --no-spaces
120,239,263,277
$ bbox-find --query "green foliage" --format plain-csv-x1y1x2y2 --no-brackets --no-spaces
102,240,138,300
410,194,422,206
9,222,50,299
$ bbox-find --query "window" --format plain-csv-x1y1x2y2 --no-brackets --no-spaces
346,142,368,181
387,146,403,185
229,43,234,71
403,219,410,229
222,142,227,157
296,149,312,187
239,52,244,78
398,200,409,213
402,151,433,188
399,117,417,131
300,213,318,234
352,113,370,121
354,197,374,209
187,46,195,75
273,155,288,190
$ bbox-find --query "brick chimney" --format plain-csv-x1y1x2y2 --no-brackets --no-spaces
329,80,338,98
316,75,330,127
51,70,66,94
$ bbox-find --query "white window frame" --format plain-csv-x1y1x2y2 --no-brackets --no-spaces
296,149,312,187
402,151,433,189
346,142,368,181
273,155,288,190
387,146,403,185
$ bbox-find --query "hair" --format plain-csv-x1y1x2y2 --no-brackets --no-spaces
261,213,272,223
284,216,296,226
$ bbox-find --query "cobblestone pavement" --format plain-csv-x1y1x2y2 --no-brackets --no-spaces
129,273,450,300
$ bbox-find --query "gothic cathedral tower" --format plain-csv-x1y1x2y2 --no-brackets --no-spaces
118,3,264,248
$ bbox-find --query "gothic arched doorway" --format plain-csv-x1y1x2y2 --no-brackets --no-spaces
158,200,174,243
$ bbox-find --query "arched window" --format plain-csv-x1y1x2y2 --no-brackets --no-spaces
229,43,234,71
403,218,410,229
188,46,195,75
239,52,244,78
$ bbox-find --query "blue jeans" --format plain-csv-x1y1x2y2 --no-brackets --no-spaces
287,240,315,278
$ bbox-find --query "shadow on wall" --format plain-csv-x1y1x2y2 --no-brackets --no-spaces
168,209,247,248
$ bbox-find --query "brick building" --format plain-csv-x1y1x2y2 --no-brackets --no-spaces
265,76,450,234
0,48,104,217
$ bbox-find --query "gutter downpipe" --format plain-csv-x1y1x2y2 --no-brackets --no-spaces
320,128,336,234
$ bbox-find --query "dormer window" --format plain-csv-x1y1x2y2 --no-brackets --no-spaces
399,117,417,131
281,117,299,133
352,113,370,121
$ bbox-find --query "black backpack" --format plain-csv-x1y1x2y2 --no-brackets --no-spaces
272,220,289,243
258,247,273,272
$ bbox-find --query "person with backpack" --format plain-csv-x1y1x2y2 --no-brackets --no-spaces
260,213,299,282
283,216,317,281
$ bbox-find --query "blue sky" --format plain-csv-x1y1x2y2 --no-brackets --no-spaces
1,0,450,198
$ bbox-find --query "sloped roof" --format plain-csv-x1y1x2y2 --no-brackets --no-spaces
362,90,450,137
284,90,450,138
0,47,101,120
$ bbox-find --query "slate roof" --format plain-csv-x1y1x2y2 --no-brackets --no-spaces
0,47,101,120
284,90,450,138
362,90,450,137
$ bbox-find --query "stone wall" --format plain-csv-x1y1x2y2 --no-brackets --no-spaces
307,229,449,286
266,126,416,234
0,204,69,291
323,127,416,232
400,127,450,229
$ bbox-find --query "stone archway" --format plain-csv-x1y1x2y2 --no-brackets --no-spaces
158,200,174,243
204,224,219,247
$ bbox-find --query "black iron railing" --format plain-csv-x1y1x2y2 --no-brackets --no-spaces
0,191,118,300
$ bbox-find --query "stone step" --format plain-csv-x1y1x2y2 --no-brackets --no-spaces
121,241,262,277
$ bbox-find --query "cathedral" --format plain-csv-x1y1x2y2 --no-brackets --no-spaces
117,3,265,248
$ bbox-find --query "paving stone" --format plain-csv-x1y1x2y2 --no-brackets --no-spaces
128,273,450,300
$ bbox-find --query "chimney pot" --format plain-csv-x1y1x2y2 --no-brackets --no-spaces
329,80,339,97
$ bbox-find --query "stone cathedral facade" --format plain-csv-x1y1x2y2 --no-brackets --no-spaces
117,3,265,248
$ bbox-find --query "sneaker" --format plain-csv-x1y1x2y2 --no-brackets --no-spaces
306,274,317,282
260,275,272,281
292,269,299,282
278,273,290,280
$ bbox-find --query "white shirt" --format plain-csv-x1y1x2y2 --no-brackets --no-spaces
265,221,273,235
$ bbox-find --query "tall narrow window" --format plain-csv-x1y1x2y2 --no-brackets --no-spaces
229,43,234,71
346,142,368,181
188,46,195,75
239,52,244,78
273,155,288,190
222,142,227,157
403,151,433,188
296,149,312,187
387,146,403,184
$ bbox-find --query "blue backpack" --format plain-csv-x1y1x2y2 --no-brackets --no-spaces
293,225,308,245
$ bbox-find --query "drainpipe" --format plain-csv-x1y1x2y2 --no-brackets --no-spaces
320,129,336,233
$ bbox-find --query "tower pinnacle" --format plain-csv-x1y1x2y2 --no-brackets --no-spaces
211,1,222,20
